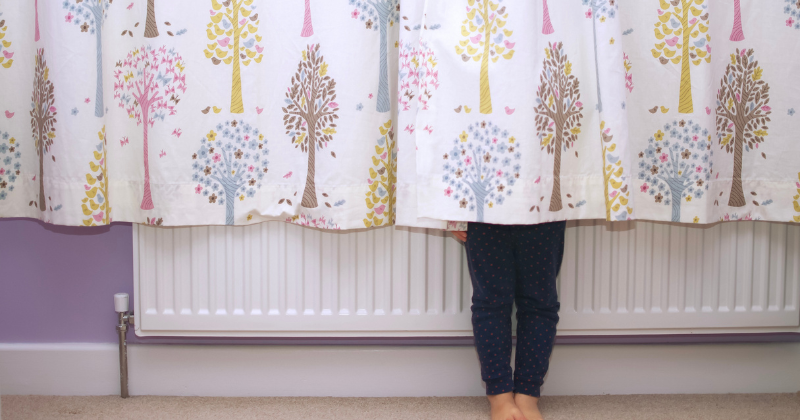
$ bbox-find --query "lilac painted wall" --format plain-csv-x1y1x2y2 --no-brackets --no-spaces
1,218,797,346
0,218,133,343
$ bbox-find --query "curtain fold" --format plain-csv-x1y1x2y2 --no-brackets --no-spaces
0,1,799,229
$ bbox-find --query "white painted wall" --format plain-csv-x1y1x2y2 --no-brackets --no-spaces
2,343,799,397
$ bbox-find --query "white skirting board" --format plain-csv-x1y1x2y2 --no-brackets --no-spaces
2,343,799,397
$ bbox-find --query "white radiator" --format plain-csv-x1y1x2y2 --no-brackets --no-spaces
132,221,800,337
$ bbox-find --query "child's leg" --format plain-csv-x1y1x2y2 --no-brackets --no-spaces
512,221,567,398
464,223,517,396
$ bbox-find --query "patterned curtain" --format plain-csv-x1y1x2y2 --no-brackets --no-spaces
400,0,800,226
0,1,798,229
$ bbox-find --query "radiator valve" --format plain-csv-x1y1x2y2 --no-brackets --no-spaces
114,293,134,398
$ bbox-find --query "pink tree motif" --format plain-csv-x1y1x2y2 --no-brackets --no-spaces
397,40,439,112
417,41,439,111
301,0,314,37
35,0,41,41
542,0,555,34
730,0,744,41
113,45,186,210
397,41,416,112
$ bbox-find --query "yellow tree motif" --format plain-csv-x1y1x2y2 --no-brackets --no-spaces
0,12,13,69
204,0,263,114
456,0,515,115
793,172,800,223
599,122,631,221
82,126,111,226
364,120,395,228
652,0,710,114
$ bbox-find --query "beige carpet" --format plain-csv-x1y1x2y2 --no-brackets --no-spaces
3,394,799,420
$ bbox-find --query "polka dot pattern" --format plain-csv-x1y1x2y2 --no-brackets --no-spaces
465,221,566,398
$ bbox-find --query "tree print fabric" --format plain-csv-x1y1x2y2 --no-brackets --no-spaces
364,119,396,227
534,42,584,212
204,0,264,115
1,1,800,229
113,44,186,210
456,0,515,115
406,0,800,227
30,48,56,212
716,49,771,208
191,119,269,225
0,0,400,228
63,0,111,117
652,0,710,115
637,120,713,223
442,121,521,222
282,43,339,209
349,0,400,114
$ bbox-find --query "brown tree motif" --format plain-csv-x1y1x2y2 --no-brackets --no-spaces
716,48,771,208
30,48,57,211
144,0,158,38
282,44,339,208
534,41,584,212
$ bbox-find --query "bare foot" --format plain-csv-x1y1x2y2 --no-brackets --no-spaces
488,392,528,420
514,393,543,420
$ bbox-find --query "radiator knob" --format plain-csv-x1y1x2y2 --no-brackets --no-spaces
114,293,129,313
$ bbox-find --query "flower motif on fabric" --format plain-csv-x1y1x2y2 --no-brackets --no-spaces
637,120,712,222
192,120,269,225
783,0,800,30
0,131,21,202
443,121,520,222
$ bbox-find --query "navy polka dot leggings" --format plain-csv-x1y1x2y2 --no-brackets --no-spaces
465,221,567,398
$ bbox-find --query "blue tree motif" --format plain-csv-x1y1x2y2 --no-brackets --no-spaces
191,120,270,225
784,0,800,30
0,131,21,201
63,0,112,117
348,0,399,113
637,120,713,222
581,0,617,113
443,121,521,222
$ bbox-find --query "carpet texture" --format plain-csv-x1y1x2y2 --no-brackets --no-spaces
3,394,800,420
